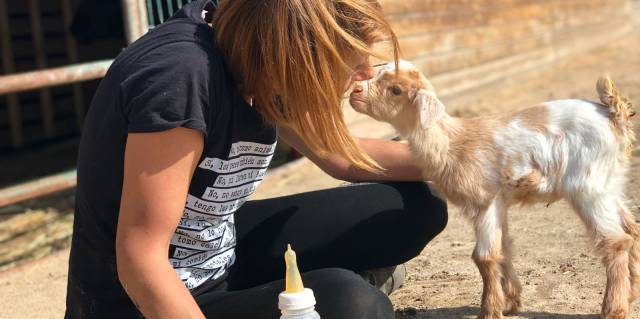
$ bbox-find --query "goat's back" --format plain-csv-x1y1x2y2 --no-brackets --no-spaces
494,99,627,203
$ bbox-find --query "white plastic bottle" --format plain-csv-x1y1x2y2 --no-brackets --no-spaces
278,287,320,319
278,244,321,319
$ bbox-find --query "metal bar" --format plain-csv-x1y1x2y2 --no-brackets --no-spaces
0,60,113,95
0,0,24,147
122,0,149,44
167,0,174,18
146,0,155,26
137,0,150,37
0,170,76,208
61,0,85,131
28,0,56,138
155,0,165,24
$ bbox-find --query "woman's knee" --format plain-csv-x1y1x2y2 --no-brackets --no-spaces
391,182,448,259
304,268,394,319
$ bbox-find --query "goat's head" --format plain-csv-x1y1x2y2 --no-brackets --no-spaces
349,60,445,131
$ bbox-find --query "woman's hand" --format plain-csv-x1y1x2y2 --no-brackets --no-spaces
116,127,206,319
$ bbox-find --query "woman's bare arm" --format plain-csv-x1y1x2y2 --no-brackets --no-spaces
116,127,206,319
277,125,424,182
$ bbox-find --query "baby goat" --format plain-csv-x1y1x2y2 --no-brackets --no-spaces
350,60,639,319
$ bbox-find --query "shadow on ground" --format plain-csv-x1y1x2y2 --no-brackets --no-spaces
396,306,599,319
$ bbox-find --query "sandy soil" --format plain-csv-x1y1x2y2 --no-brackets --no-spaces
1,5,640,318
392,21,640,319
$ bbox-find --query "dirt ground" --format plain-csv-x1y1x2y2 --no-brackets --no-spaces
391,16,640,319
1,5,640,319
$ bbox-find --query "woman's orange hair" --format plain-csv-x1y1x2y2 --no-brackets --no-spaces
214,0,399,172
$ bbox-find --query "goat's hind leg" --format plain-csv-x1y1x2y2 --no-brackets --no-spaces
472,199,508,319
571,194,633,319
618,201,640,303
599,233,634,319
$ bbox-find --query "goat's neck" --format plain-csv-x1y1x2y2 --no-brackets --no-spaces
403,115,463,180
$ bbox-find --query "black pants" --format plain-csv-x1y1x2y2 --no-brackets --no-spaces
193,182,448,319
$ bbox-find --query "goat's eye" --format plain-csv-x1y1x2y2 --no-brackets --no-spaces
389,85,403,96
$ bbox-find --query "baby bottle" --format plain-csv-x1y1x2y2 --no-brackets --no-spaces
278,244,321,319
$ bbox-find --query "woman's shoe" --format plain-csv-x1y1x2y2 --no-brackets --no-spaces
358,264,406,295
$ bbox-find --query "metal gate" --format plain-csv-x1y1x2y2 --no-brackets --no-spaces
0,0,197,207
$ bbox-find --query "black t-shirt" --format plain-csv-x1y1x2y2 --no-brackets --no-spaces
65,1,277,317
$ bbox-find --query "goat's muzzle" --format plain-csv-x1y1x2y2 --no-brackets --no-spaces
349,84,369,113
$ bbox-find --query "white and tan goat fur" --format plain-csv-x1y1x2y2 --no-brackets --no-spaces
350,60,639,319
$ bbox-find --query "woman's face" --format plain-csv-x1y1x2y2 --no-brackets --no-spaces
344,53,376,91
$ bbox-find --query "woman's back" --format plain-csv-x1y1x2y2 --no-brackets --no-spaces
66,1,276,317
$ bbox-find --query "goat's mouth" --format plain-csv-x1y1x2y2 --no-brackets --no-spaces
349,84,369,113
349,84,366,100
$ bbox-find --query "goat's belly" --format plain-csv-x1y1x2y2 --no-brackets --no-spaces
510,186,563,206
501,167,560,203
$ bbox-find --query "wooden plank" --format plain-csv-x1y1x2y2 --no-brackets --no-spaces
3,18,63,37
384,0,627,37
60,0,84,131
397,5,627,60
11,39,67,60
398,20,545,59
387,2,555,37
380,0,626,17
0,0,24,147
410,19,631,76
382,0,539,16
28,0,56,138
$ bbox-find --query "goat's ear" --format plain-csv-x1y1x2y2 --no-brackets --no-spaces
414,89,444,129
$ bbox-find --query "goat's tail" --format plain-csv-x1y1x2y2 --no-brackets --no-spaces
596,76,635,156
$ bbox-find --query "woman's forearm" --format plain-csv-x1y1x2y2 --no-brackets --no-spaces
117,243,206,319
301,137,424,182
277,125,424,182
343,137,425,182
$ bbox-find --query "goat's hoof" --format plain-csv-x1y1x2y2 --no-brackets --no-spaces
600,309,628,319
502,307,519,317
502,298,521,316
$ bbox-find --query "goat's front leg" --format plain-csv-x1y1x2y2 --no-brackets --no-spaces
500,214,521,316
472,199,507,319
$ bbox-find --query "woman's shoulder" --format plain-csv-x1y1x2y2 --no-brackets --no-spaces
119,28,221,69
110,5,223,77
